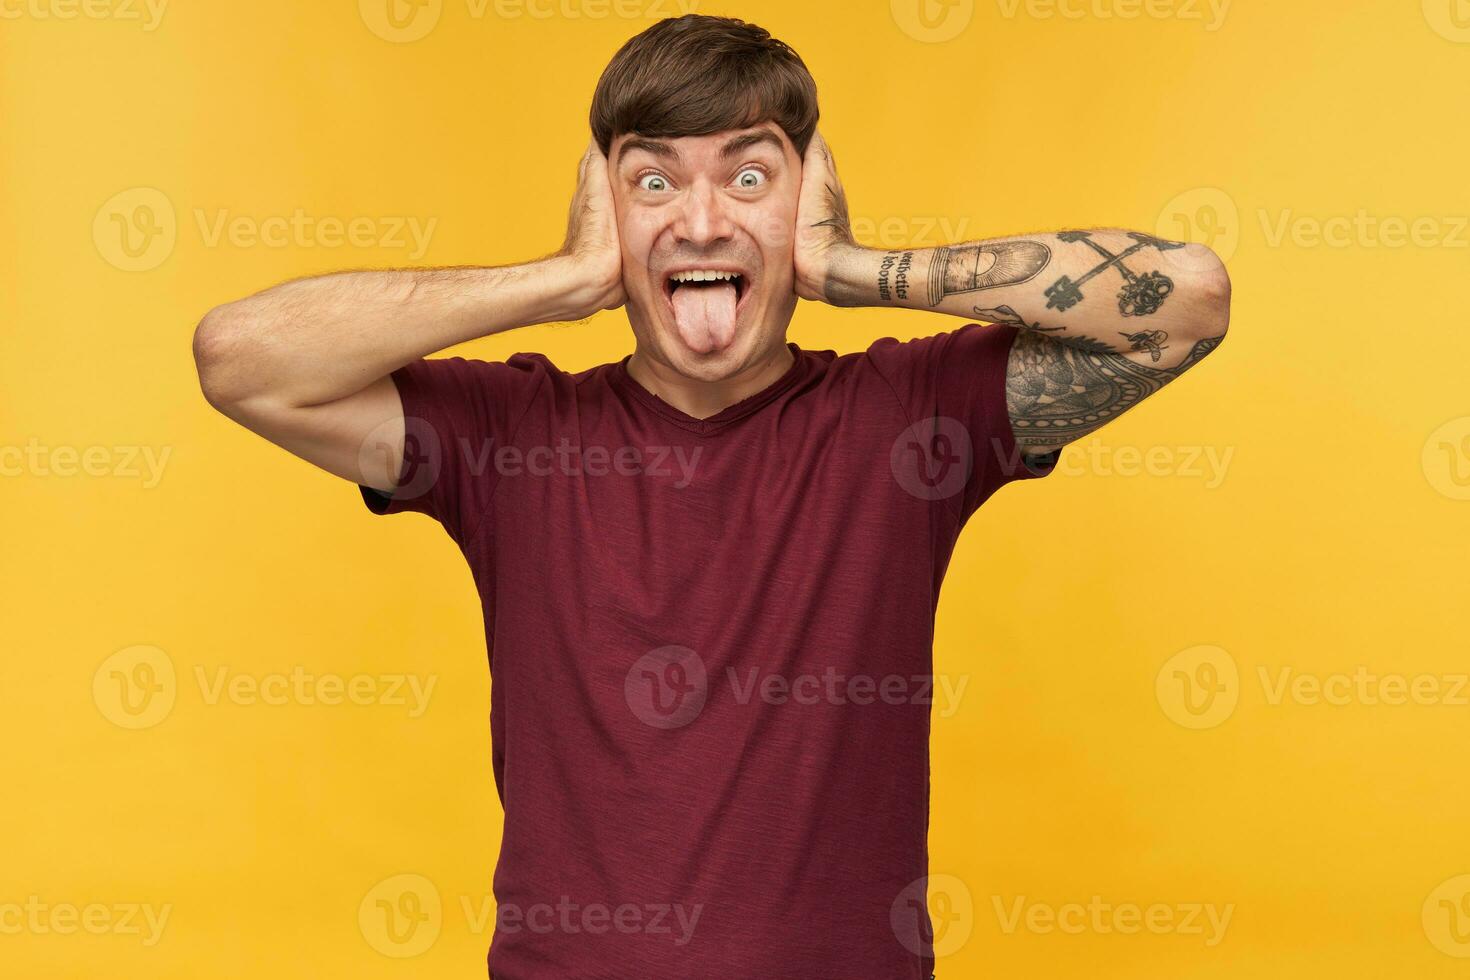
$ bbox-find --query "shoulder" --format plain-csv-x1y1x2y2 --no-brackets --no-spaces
835,321,1018,400
401,350,569,397
862,321,1010,362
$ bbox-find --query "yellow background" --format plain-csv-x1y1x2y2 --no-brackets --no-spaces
4,0,1469,976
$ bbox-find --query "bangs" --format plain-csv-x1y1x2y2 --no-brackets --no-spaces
591,15,818,158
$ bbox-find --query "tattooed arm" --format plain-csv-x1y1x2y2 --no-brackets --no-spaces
793,134,1232,457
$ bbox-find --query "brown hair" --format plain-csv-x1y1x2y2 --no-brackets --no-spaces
590,15,819,159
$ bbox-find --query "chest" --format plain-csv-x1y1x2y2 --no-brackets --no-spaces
486,393,954,637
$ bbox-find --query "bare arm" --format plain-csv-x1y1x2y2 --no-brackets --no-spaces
192,142,624,490
793,134,1231,457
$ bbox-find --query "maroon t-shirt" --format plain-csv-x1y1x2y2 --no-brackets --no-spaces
361,322,1054,979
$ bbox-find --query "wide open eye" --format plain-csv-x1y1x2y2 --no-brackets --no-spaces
638,173,671,192
734,168,766,189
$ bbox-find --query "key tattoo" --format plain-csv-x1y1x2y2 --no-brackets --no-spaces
1044,231,1185,317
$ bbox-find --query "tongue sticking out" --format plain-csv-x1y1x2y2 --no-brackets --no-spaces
670,282,739,354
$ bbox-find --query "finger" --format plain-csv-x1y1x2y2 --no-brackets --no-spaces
806,130,831,169
579,139,599,180
819,135,837,175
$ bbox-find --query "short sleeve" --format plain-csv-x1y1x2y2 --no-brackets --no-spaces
866,322,1057,521
358,354,546,549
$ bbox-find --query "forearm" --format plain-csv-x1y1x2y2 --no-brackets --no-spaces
194,255,602,411
823,229,1230,353
793,139,1232,459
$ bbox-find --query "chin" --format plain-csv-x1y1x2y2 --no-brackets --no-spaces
633,281,794,384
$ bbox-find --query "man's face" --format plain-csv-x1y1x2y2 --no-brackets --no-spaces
610,123,802,383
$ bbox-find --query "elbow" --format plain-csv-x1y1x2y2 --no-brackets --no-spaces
192,303,260,415
1182,243,1232,338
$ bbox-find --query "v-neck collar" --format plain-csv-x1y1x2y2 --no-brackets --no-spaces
609,342,808,434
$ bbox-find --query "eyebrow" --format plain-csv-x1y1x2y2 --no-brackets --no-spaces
617,137,679,164
717,130,784,160
616,129,785,165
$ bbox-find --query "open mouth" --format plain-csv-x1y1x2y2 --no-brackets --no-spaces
666,269,748,298
662,268,752,355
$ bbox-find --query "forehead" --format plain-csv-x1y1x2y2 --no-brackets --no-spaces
612,124,795,168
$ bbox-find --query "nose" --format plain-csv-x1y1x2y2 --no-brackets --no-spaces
673,180,734,248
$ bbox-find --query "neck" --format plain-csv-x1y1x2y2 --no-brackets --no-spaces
626,342,795,420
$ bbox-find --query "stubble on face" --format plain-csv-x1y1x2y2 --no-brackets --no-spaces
610,125,802,393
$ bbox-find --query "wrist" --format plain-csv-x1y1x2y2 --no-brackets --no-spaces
817,245,883,309
534,253,620,323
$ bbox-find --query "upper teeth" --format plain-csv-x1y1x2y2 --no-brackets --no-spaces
670,270,739,283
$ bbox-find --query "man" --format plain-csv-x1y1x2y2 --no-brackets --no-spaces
193,14,1229,979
